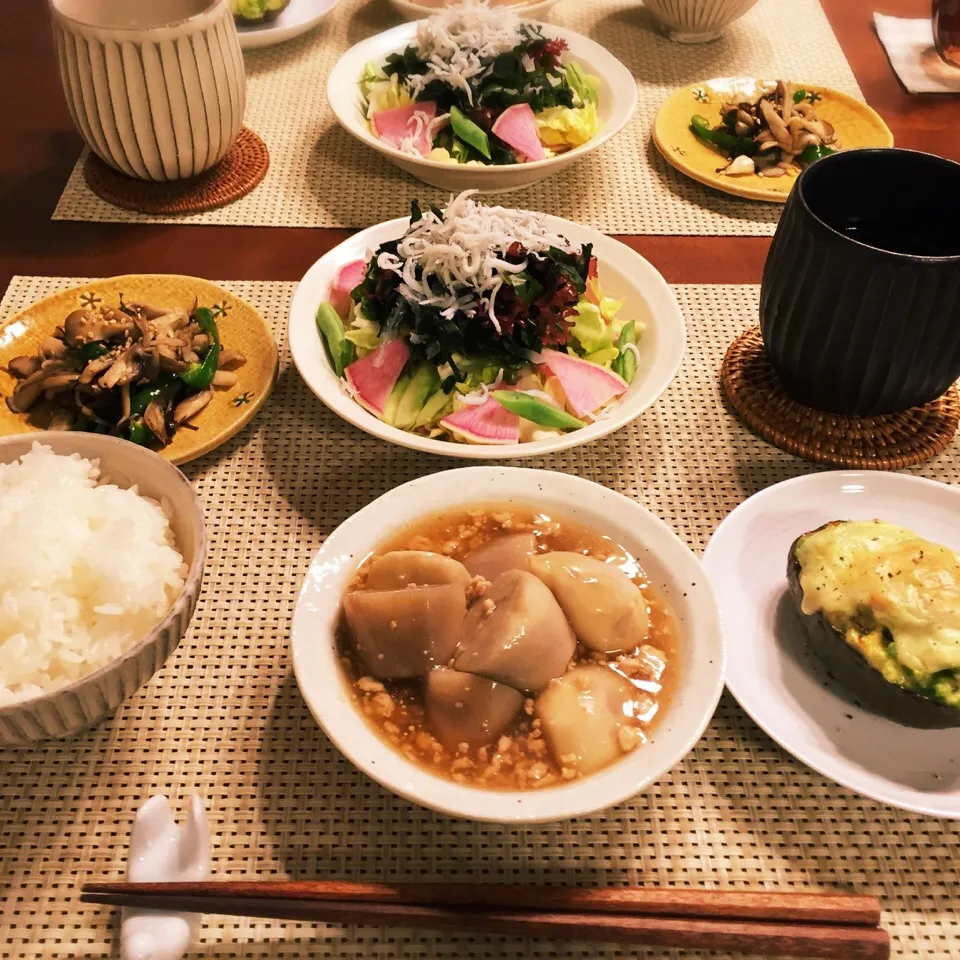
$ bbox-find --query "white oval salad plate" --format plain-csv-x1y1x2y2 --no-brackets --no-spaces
292,467,724,822
326,20,637,193
703,470,960,819
288,212,686,459
235,0,342,50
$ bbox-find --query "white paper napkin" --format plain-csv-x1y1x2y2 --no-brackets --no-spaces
874,13,960,93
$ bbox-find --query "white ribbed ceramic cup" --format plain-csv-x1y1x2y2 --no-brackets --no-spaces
643,0,760,42
50,0,246,181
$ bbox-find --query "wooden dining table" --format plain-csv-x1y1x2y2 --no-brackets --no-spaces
1,0,956,296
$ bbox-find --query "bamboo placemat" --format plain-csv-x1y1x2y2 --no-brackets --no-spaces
51,0,862,235
2,277,958,960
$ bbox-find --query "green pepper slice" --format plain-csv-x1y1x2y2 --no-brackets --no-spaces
127,375,178,446
178,307,220,390
450,106,492,160
492,390,585,430
797,142,835,165
80,342,110,362
690,114,758,156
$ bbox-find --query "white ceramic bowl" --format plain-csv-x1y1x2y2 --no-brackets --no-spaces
326,21,638,193
289,215,686,459
0,433,206,745
643,0,761,43
292,467,724,823
389,0,559,20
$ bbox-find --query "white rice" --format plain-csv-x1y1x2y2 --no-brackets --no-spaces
0,443,186,705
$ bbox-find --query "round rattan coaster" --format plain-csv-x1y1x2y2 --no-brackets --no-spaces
83,127,269,214
722,326,960,469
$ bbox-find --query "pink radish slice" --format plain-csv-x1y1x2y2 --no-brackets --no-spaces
538,348,628,418
372,101,438,156
344,339,410,417
491,103,545,162
329,259,367,319
441,394,520,444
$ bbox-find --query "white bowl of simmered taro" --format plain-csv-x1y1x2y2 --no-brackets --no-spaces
293,468,723,822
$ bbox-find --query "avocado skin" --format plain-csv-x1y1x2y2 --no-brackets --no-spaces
787,523,960,729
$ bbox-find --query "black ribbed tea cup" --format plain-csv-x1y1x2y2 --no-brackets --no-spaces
759,148,960,415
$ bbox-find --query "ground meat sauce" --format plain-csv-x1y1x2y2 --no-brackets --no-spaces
337,504,679,791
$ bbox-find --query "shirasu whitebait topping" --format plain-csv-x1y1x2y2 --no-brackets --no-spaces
376,190,576,333
407,0,524,105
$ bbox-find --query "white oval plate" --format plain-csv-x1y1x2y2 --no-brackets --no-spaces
289,215,685,459
236,0,342,50
326,21,637,193
703,470,960,818
292,467,724,823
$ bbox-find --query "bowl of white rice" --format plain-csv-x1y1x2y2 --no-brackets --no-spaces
0,433,205,744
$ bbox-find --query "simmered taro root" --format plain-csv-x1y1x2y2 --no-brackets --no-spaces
537,665,649,776
338,505,678,791
342,584,466,678
426,668,524,750
528,552,650,653
463,534,537,582
455,570,576,692
365,551,470,590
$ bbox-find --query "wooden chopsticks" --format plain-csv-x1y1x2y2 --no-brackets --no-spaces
80,880,889,960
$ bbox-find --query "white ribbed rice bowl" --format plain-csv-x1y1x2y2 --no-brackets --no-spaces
326,21,638,193
0,433,206,745
643,0,761,42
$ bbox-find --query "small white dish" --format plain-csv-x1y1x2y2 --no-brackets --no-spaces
288,215,685,459
703,470,960,819
292,467,724,823
389,0,559,19
325,21,637,192
236,0,342,49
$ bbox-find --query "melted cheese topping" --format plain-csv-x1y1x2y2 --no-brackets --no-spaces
375,189,576,330
408,1,523,104
796,520,960,678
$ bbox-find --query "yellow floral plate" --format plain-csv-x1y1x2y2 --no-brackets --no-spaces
653,78,894,203
0,275,278,465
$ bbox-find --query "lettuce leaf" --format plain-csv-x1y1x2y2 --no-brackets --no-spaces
364,72,413,117
565,62,600,106
535,103,600,149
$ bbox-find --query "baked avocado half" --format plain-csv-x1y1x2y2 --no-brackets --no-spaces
230,0,290,25
787,520,960,728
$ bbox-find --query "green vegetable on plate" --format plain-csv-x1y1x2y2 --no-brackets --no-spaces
316,302,355,378
492,391,586,431
230,0,290,24
612,319,637,384
179,307,221,390
690,115,757,157
450,107,492,160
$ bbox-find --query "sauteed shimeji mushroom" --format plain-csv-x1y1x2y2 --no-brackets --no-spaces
690,80,839,178
5,299,245,448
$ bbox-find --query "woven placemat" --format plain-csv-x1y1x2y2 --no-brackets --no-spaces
83,127,270,214
2,277,959,960
51,0,862,234
722,325,960,469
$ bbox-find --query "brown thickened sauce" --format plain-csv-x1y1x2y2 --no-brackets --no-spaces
337,504,680,791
